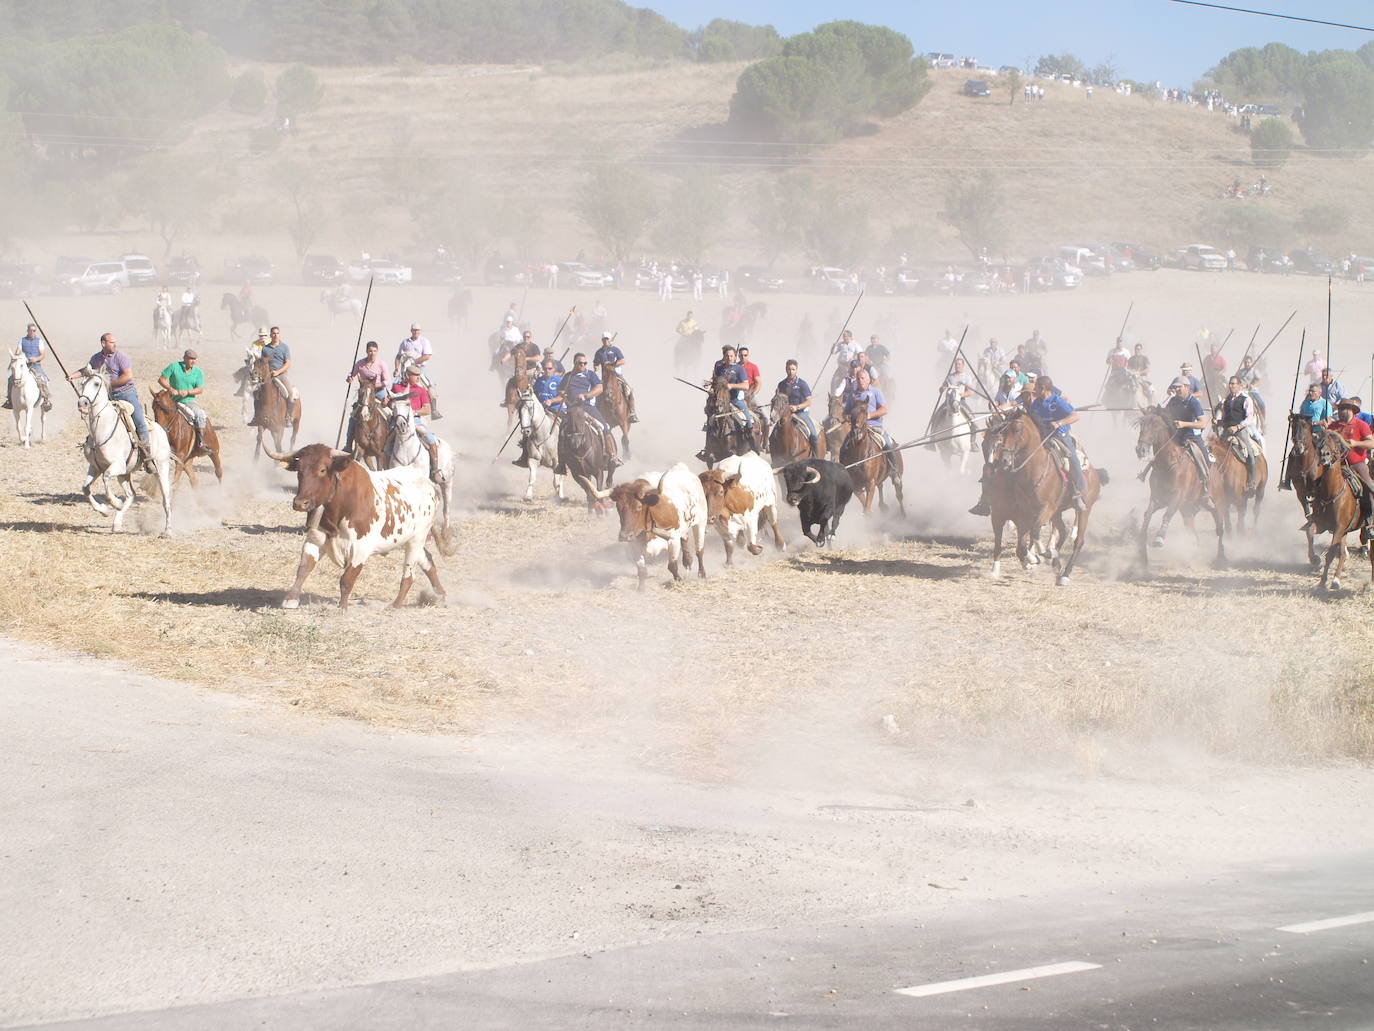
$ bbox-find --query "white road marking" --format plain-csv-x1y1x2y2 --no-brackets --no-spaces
895,961,1102,998
1278,911,1374,934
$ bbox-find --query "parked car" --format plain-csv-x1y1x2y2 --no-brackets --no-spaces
1022,256,1082,289
403,259,463,286
806,266,857,294
348,257,412,284
302,253,345,285
1289,247,1333,276
223,256,275,285
1246,246,1293,274
166,255,201,287
49,256,94,293
1176,244,1227,271
735,266,785,292
1058,246,1110,275
962,79,992,97
57,260,130,295
1111,242,1161,271
560,261,615,289
484,255,531,287
120,253,157,286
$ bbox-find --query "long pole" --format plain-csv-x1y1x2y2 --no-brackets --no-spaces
959,338,995,407
1237,323,1261,363
811,289,864,389
22,302,81,396
1195,342,1217,412
1250,309,1298,368
493,306,578,462
1326,277,1333,368
1095,301,1136,404
334,277,375,448
1278,328,1306,492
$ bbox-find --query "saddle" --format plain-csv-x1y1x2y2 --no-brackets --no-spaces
111,399,139,438
1340,466,1374,528
1046,434,1091,478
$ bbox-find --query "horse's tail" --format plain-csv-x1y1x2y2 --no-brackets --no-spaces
1097,468,1111,487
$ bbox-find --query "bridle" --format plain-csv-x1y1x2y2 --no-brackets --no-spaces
77,375,123,449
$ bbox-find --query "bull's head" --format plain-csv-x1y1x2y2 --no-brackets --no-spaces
783,463,821,507
266,443,353,513
699,469,754,531
609,479,653,543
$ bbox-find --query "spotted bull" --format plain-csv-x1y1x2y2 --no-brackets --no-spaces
699,451,784,565
608,462,707,589
269,443,445,609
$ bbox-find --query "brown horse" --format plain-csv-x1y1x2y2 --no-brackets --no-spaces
347,384,391,471
502,353,532,429
1290,416,1370,590
596,362,632,458
819,394,850,461
248,353,301,459
987,411,1107,586
1133,406,1225,567
150,390,223,488
1207,431,1267,534
559,404,617,513
841,405,904,515
1285,413,1327,567
769,390,817,467
700,374,762,468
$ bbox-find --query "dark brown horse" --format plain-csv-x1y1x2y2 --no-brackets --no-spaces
1133,406,1224,567
248,353,302,459
596,362,632,458
986,411,1108,586
150,389,223,488
1290,416,1370,590
700,374,762,468
559,405,617,513
1284,413,1326,567
841,404,904,515
819,394,850,461
347,384,391,471
768,390,818,467
1207,431,1267,534
502,352,532,429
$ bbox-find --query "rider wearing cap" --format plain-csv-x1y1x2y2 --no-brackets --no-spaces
592,331,638,423
1027,375,1087,510
1333,399,1374,497
1214,375,1262,497
158,348,209,452
389,363,442,480
396,322,440,420
1178,362,1203,396
541,347,566,375
1163,376,1210,481
5,322,52,412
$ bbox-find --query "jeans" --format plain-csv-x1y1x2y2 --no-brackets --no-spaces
177,401,208,428
413,415,437,446
1056,433,1086,492
730,397,754,427
112,384,149,442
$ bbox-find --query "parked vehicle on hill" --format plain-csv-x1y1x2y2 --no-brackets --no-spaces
120,253,157,286
302,253,346,285
1289,247,1333,276
1059,246,1110,275
404,258,464,286
349,256,412,284
806,266,857,295
222,255,274,285
1022,256,1082,290
560,261,615,289
736,266,785,292
484,255,530,287
1112,242,1161,270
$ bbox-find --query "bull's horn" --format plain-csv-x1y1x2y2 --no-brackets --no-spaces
330,448,352,459
803,466,822,485
592,486,613,499
263,446,295,462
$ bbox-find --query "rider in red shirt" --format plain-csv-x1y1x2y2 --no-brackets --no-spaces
1334,400,1374,494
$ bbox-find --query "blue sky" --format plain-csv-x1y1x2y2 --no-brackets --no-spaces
643,0,1373,86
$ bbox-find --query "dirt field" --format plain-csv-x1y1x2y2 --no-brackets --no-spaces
2,268,1371,776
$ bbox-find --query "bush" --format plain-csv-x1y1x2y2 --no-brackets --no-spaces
942,170,1004,257
1300,51,1374,149
1200,204,1292,249
275,63,323,119
1298,203,1349,236
696,19,780,62
230,68,267,113
1035,54,1084,78
1250,117,1294,167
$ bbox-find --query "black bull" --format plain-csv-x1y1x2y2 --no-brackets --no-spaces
782,458,854,547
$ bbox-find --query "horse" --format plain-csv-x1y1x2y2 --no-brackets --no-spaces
514,389,566,503
596,362,633,458
152,302,173,350
172,303,202,348
320,289,363,322
74,372,172,535
221,293,270,341
7,350,44,447
246,353,302,459
501,351,533,430
1103,368,1152,425
768,390,818,467
1284,413,1327,567
385,400,457,554
1207,431,1266,535
1133,406,1225,568
871,361,897,404
700,374,762,468
674,329,705,377
1291,416,1371,591
150,390,224,490
819,394,850,461
346,383,391,470
840,404,905,515
986,411,1108,586
929,384,977,474
559,404,617,512
720,301,767,348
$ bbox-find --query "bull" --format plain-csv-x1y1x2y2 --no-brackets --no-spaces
781,458,854,547
609,463,707,589
698,451,784,565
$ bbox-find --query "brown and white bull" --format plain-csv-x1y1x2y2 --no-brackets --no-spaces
608,462,707,590
269,443,447,609
698,451,785,565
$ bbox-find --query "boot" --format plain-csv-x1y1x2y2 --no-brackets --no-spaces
968,467,992,515
429,392,443,421
627,389,639,424
138,438,157,474
1244,458,1258,498
511,439,531,469
427,442,442,481
39,382,52,412
2,378,10,409
193,427,204,455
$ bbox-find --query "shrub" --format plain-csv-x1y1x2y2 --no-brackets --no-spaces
1298,203,1349,236
1250,117,1294,167
230,68,267,113
275,63,323,119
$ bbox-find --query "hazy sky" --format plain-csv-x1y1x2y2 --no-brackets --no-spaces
643,0,1374,86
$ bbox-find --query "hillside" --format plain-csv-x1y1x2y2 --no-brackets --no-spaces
44,63,1374,268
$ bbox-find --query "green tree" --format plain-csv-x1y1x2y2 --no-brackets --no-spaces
1034,53,1084,78
576,163,654,263
275,62,323,119
1203,42,1306,98
942,170,1004,257
1297,203,1348,236
123,156,219,258
1200,204,1292,250
749,171,814,266
230,68,267,113
1003,67,1021,105
1299,51,1374,149
652,168,726,262
1250,117,1294,168
695,19,781,62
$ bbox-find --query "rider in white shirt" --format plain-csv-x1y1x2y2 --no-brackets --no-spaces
395,323,441,419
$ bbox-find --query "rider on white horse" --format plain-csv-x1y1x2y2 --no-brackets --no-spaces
514,356,565,469
395,323,441,419
68,333,156,473
4,322,52,412
390,364,442,480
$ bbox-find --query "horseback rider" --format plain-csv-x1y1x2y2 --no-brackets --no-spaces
592,331,638,423
156,285,172,311
676,310,699,338
1299,381,1334,425
1319,366,1345,407
558,352,622,468
541,348,566,375
513,358,565,470
943,357,978,422
4,322,52,412
1163,376,1210,482
1236,353,1266,419
343,340,389,454
389,364,443,481
1333,401,1374,502
776,359,819,451
868,334,892,378
1105,337,1130,372
158,349,208,452
1027,375,1087,510
260,326,294,404
396,323,441,420
507,329,541,376
830,329,859,395
1214,375,1262,497
1127,342,1151,377
69,333,156,473
1022,330,1048,375
980,338,1006,377
698,345,754,460
845,366,898,475
180,284,198,316
1178,362,1203,395
967,370,1034,516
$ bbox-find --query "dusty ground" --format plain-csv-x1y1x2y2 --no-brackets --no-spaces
1,268,1371,772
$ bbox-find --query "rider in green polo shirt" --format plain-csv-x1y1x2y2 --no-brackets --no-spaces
159,349,207,451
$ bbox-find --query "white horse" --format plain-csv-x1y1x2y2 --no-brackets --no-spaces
153,302,173,350
931,384,977,474
8,350,45,447
173,303,202,348
515,388,566,502
75,373,173,535
235,347,259,426
386,400,456,551
320,289,363,322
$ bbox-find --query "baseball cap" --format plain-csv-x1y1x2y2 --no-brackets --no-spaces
410,322,421,331
182,349,198,360
256,326,268,337
1168,377,1189,389
601,331,612,339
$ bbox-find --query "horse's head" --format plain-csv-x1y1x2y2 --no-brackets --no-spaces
989,410,1034,471
1134,405,1169,459
75,370,107,415
389,400,416,440
769,390,789,422
1314,423,1346,468
151,390,176,418
850,403,870,431
8,349,24,375
709,374,731,408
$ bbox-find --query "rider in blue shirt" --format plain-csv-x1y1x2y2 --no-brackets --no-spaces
533,361,564,415
845,367,897,473
711,345,753,427
1027,376,1087,508
592,331,638,422
4,322,52,411
558,352,620,467
776,360,817,449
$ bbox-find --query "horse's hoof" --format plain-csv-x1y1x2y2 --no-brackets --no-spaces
1330,580,1342,592
1152,536,1165,548
747,544,763,556
280,597,300,610
1056,575,1071,587
988,561,1002,579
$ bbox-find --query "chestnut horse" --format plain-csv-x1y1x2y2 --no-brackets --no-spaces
841,404,904,515
1133,406,1224,567
347,383,391,471
502,352,532,430
700,374,761,468
986,411,1108,586
1290,416,1370,590
1284,413,1327,567
819,394,850,461
248,353,301,460
150,389,223,489
596,362,632,458
1207,432,1267,534
768,389,818,467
